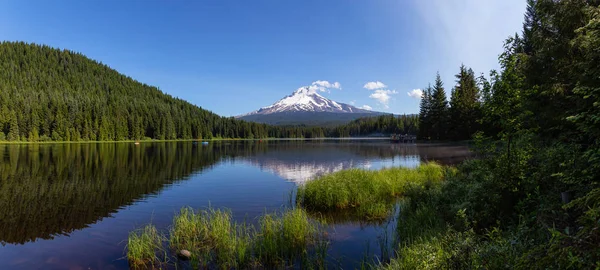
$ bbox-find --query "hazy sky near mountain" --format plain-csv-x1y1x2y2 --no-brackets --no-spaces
0,0,525,116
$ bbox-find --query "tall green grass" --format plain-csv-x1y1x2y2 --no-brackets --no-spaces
127,224,165,267
128,207,327,268
255,207,324,266
297,163,449,220
168,207,253,268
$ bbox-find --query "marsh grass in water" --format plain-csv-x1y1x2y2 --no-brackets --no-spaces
129,207,327,269
169,207,252,268
126,164,462,268
127,224,166,267
296,163,450,220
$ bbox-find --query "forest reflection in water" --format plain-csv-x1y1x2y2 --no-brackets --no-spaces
0,140,471,269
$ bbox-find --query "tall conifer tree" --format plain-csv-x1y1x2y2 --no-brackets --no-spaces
449,65,481,140
418,85,433,140
430,73,448,140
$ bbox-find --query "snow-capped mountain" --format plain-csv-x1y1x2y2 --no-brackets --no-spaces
244,87,373,115
238,87,385,125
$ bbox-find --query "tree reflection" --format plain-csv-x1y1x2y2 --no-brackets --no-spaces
0,142,267,245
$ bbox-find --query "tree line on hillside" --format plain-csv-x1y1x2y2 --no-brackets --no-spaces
326,114,418,137
407,0,600,267
241,114,418,139
0,42,416,142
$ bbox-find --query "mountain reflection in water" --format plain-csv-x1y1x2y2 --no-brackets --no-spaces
245,141,470,183
0,140,472,269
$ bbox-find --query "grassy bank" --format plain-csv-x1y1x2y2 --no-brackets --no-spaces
296,163,451,220
127,207,327,269
378,147,600,269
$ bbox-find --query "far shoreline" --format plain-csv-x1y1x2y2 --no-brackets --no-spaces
0,137,474,145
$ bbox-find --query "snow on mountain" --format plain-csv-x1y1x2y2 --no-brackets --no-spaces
243,158,365,183
241,87,374,116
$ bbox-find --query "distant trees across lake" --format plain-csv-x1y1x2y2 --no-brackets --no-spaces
0,42,414,142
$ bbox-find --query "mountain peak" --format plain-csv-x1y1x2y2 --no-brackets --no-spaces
243,88,372,116
293,86,313,95
237,88,387,126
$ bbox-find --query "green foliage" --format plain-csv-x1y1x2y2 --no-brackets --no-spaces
419,73,452,141
255,208,324,266
169,207,251,268
418,85,433,139
409,1,600,268
449,65,481,140
429,73,449,140
130,207,326,269
328,114,419,137
296,163,447,220
127,224,165,267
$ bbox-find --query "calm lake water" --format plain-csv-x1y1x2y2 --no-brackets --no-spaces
0,140,472,269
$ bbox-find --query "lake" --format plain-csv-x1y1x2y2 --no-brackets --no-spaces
0,140,472,269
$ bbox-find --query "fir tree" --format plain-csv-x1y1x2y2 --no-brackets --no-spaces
449,65,480,140
418,85,433,140
429,73,448,140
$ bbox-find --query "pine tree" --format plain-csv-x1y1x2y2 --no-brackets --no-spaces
7,112,19,141
430,73,448,140
449,65,480,140
522,0,538,55
418,84,433,140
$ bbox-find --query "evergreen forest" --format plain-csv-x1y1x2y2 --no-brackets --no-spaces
0,41,416,142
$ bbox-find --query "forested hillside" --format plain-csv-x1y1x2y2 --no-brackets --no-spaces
0,42,312,141
0,42,415,141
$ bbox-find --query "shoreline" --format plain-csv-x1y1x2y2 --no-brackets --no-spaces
0,137,473,145
0,137,399,145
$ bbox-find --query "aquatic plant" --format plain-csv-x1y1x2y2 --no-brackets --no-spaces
129,206,326,268
255,208,323,266
127,224,165,267
168,207,252,268
296,163,448,220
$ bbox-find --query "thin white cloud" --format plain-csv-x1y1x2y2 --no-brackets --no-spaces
407,89,423,99
313,80,341,90
359,105,373,110
369,89,398,108
303,80,342,94
363,81,387,90
349,100,356,105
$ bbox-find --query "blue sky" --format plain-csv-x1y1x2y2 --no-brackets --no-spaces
0,0,525,116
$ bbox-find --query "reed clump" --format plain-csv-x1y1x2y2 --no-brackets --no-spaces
255,208,323,265
296,163,448,220
128,207,326,268
127,224,165,267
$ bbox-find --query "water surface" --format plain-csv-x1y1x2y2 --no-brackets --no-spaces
0,140,471,269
